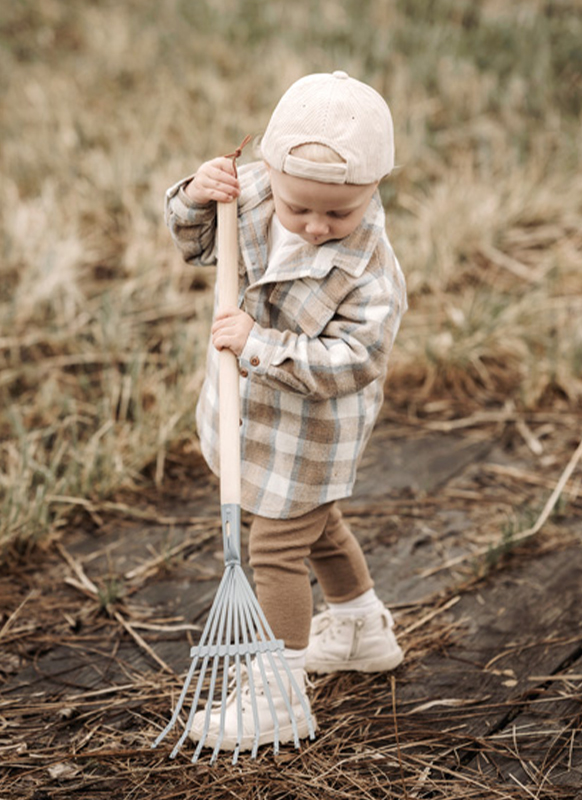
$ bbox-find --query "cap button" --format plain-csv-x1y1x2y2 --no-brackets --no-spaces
332,70,349,80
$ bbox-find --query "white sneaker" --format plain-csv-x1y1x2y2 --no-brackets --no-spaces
189,660,316,752
305,603,404,674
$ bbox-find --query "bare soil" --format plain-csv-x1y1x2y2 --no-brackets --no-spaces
1,410,581,799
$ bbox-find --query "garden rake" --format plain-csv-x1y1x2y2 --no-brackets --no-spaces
153,147,316,764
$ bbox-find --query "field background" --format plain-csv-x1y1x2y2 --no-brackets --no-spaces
1,0,581,556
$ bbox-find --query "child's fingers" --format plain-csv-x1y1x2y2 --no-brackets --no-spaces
195,174,239,203
211,309,253,356
206,163,239,190
211,315,236,340
187,158,240,203
211,325,239,353
205,158,239,182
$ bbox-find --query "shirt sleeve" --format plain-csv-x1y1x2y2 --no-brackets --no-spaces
238,265,406,401
164,176,218,265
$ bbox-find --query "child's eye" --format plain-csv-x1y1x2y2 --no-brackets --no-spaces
329,211,351,219
287,204,307,214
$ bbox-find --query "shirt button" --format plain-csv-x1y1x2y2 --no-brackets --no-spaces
250,356,260,367
240,368,248,378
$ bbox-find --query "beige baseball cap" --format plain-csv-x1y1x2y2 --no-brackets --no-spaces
261,71,394,185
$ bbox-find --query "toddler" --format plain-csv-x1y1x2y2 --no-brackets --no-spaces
165,71,407,751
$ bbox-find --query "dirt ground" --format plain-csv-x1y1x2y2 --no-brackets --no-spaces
1,409,581,799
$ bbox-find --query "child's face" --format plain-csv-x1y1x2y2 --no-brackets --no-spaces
268,167,378,246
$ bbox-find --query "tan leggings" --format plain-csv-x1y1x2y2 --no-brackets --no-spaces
249,502,373,650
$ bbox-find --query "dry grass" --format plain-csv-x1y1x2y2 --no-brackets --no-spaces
1,525,580,800
0,558,578,800
1,408,581,798
1,2,581,549
6,674,577,800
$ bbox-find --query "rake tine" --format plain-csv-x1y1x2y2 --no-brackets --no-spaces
154,565,231,750
235,582,259,760
175,568,234,760
170,610,226,756
240,586,284,754
287,667,316,740
240,576,315,743
172,652,210,759
237,577,270,758
164,567,233,757
231,580,245,764
254,585,315,740
153,651,199,749
192,568,235,762
250,579,317,744
242,582,296,751
209,570,237,764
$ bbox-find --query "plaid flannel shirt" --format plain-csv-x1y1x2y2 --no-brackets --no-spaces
165,162,407,519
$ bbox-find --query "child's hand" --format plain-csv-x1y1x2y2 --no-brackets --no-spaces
184,157,241,205
212,308,254,356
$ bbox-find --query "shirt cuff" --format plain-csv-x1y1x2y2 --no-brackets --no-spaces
239,325,277,377
165,174,212,216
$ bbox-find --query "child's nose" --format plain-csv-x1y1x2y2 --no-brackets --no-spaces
305,216,330,235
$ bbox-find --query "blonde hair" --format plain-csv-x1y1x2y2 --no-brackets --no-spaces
289,142,346,164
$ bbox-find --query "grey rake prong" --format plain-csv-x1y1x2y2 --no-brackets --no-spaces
237,588,262,760
153,564,231,752
239,575,316,743
154,503,316,762
171,568,234,759
192,569,234,762
239,583,284,752
209,574,236,764
240,577,305,750
231,589,245,764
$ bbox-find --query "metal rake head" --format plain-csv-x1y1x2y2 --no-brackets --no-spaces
152,559,316,764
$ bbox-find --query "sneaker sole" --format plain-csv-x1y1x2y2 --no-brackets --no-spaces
306,648,404,675
191,714,316,752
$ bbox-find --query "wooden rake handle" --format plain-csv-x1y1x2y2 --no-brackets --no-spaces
217,201,241,508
